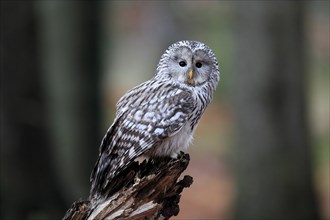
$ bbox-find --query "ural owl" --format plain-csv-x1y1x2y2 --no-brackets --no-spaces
90,40,220,197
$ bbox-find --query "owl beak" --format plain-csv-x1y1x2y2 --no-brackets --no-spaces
188,70,194,80
186,69,195,86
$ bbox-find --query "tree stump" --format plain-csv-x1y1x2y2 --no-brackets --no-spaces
63,152,193,220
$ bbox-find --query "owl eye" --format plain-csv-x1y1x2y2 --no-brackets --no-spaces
195,62,202,68
179,61,187,67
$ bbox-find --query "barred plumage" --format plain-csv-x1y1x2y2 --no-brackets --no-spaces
90,40,220,197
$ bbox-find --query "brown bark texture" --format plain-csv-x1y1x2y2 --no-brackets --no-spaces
63,153,193,220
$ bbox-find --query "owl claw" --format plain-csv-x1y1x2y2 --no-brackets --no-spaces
133,176,141,186
170,152,179,159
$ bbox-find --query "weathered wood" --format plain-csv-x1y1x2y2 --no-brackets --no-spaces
64,152,193,220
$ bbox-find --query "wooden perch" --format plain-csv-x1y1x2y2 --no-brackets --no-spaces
63,152,193,220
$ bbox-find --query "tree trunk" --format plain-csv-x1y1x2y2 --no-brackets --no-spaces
64,153,193,220
232,2,320,219
0,2,66,218
37,1,102,203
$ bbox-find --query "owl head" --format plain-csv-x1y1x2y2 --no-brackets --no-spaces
156,40,219,87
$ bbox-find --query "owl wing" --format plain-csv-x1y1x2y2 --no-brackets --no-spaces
90,80,195,195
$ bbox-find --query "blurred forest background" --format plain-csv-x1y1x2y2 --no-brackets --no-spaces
1,1,329,220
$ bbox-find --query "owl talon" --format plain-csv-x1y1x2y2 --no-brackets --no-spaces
170,152,179,159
